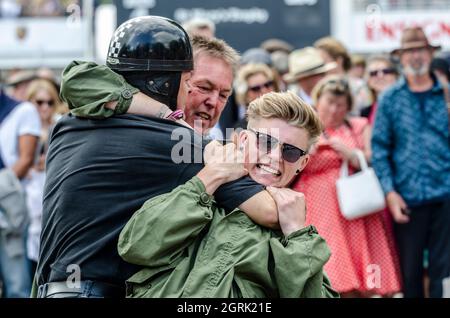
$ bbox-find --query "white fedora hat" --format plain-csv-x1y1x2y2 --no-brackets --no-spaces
283,47,337,83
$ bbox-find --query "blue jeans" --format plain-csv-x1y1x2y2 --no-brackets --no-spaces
0,231,32,298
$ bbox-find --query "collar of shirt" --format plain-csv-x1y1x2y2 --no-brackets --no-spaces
398,75,445,95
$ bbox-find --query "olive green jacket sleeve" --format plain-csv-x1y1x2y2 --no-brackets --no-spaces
60,60,138,118
118,176,214,268
270,229,340,298
30,275,38,298
118,176,338,298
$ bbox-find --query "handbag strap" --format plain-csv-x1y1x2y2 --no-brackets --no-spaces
339,149,368,178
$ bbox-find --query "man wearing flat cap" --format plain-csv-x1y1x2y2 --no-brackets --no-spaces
371,26,450,298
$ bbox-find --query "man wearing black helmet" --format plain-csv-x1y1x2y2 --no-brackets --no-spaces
62,34,237,137
34,16,278,298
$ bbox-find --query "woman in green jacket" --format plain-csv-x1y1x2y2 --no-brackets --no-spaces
118,91,339,298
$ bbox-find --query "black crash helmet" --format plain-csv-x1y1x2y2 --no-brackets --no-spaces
106,16,193,73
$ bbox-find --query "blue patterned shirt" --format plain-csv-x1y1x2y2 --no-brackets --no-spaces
371,76,450,206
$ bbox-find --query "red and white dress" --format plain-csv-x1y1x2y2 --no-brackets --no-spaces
293,117,401,295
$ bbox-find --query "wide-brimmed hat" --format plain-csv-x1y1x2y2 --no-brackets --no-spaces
283,47,337,83
391,26,441,56
6,70,37,87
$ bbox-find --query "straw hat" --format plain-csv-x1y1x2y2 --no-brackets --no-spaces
391,26,441,56
283,47,337,83
6,70,37,86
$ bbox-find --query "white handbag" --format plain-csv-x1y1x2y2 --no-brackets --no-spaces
336,150,386,220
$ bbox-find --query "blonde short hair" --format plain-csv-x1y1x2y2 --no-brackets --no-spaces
351,54,366,68
235,63,276,106
191,35,240,76
247,91,323,148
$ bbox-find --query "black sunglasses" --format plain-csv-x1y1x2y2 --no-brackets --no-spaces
248,80,274,93
248,128,307,163
369,68,396,77
35,99,55,107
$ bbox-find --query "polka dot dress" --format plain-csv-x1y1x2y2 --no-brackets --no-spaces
293,117,402,295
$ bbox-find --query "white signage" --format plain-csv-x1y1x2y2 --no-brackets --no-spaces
174,7,270,24
345,11,450,53
284,0,318,6
0,18,90,68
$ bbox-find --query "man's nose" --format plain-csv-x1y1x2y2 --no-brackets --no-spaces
329,103,339,113
206,90,219,108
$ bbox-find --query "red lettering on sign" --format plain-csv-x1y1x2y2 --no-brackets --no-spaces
365,19,450,43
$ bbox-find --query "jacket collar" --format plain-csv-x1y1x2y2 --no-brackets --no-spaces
398,74,444,94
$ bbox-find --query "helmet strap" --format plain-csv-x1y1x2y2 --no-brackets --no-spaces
121,71,181,111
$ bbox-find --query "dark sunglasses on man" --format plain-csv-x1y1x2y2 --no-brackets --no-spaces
248,80,274,93
369,68,396,77
248,128,307,163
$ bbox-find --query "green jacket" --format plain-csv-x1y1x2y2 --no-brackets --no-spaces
118,176,339,298
61,61,137,118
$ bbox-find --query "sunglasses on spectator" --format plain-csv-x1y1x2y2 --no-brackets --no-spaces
35,99,55,107
248,80,274,93
248,128,307,163
369,68,396,77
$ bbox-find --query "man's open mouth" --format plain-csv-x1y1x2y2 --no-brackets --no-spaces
256,164,282,176
196,112,211,120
